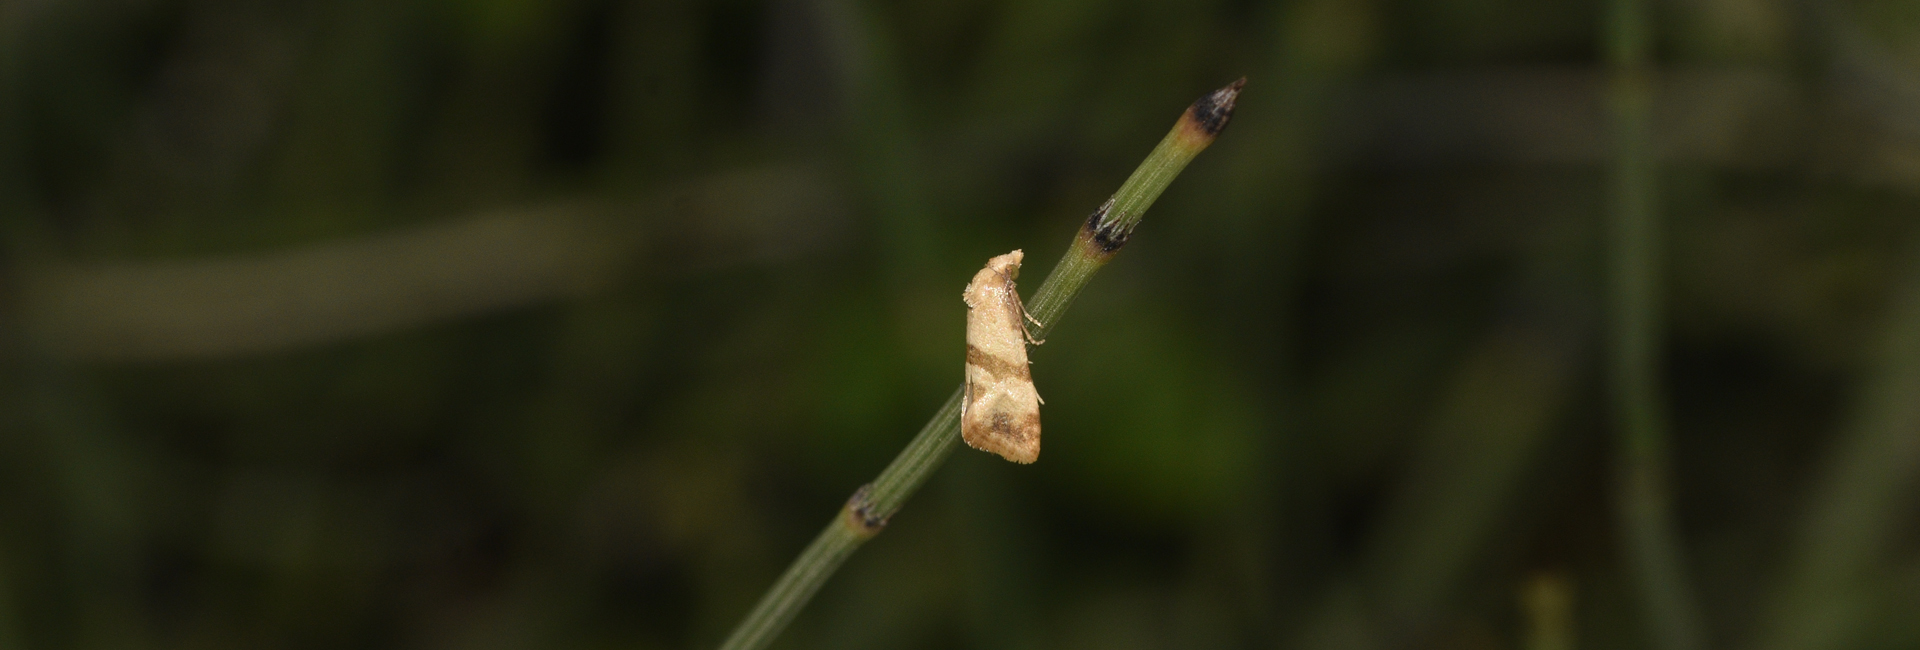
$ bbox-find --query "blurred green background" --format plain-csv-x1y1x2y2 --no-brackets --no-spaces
4,0,1920,648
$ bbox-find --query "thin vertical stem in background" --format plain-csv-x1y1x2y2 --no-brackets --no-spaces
815,0,938,283
1215,0,1374,642
1755,235,1920,650
1604,1,1706,649
1754,6,1920,647
713,80,1243,650
1758,244,1920,650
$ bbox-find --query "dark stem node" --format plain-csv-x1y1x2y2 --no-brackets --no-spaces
1083,199,1130,253
843,483,889,535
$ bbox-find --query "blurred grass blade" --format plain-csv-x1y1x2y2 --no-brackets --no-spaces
1757,239,1920,650
714,79,1244,650
13,167,841,361
1604,0,1707,648
816,0,937,283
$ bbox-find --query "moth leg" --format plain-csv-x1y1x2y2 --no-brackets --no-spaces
1021,312,1045,346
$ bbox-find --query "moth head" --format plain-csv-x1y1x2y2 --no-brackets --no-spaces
989,249,1023,281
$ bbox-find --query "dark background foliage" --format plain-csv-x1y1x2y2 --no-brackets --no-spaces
2,0,1918,648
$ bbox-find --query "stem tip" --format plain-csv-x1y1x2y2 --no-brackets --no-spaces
1184,77,1247,138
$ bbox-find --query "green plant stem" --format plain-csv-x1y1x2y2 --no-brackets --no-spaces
1604,2,1706,649
715,79,1243,650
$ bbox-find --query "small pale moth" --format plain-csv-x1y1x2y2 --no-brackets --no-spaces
961,249,1043,464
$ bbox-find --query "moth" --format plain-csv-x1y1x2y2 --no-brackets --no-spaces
961,249,1043,464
